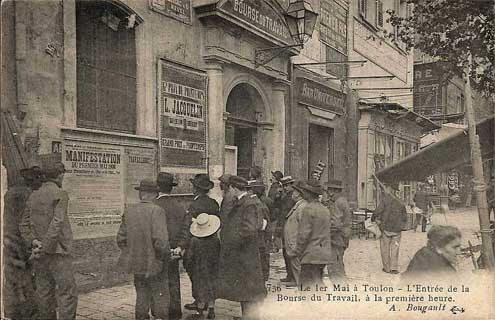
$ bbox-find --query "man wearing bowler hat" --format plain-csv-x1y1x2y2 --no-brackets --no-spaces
218,176,266,320
154,172,189,320
117,179,170,320
184,174,219,311
291,179,332,290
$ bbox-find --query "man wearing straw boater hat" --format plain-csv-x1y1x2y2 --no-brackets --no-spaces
217,176,266,320
291,179,332,291
188,213,221,319
184,174,219,312
154,172,189,320
116,179,170,320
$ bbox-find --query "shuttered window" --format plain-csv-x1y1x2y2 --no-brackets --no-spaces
76,1,137,133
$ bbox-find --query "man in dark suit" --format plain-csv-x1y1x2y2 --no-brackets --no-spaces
154,172,189,320
218,176,266,320
184,174,219,311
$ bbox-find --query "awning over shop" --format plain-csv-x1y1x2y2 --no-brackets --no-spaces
359,101,441,132
375,116,494,183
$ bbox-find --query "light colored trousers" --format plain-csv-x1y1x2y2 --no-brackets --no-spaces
380,231,401,272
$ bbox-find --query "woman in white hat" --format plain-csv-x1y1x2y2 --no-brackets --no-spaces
188,213,221,319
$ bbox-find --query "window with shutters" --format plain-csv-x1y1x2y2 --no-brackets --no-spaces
76,0,140,133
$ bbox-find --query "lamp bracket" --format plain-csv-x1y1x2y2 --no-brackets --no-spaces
254,44,302,68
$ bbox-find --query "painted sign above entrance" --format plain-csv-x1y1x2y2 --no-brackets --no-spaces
296,77,345,115
150,0,192,24
217,0,293,44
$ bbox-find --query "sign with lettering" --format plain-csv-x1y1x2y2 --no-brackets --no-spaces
353,19,408,82
413,63,443,116
149,0,191,24
62,140,124,239
124,146,157,204
219,0,293,44
320,0,348,53
296,77,345,115
158,59,208,169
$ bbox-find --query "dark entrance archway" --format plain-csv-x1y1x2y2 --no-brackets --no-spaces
225,83,265,178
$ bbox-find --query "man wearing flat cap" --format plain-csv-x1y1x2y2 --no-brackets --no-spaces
218,176,266,320
117,179,170,320
154,172,189,320
3,166,43,319
325,181,352,283
20,161,78,320
291,179,332,291
184,174,219,311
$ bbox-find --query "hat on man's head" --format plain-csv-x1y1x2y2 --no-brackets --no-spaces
293,179,324,196
135,179,159,192
157,172,178,187
247,179,265,188
271,170,283,181
280,175,296,185
190,174,214,190
190,213,221,238
219,173,233,184
229,176,248,189
325,179,343,190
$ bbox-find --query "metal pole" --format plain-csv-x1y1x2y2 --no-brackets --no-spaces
463,55,495,270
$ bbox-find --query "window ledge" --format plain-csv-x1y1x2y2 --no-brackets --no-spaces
61,126,158,141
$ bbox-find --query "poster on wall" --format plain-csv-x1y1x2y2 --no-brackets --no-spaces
158,59,208,170
63,140,124,239
149,0,192,24
124,146,157,204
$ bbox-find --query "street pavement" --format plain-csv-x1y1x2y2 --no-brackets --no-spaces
76,208,486,320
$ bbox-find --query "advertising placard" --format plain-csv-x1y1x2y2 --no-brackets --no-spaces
124,146,157,204
158,59,208,170
320,0,348,54
63,140,124,239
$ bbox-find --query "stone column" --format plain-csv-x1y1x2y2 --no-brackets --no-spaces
272,80,288,174
205,60,225,202
62,0,77,127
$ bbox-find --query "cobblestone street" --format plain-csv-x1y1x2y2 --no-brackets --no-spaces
76,209,488,319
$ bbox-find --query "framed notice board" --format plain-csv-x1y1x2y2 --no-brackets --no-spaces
158,59,208,171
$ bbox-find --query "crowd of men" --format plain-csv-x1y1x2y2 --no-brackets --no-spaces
3,160,474,320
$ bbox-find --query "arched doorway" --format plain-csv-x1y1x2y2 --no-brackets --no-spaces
225,83,265,178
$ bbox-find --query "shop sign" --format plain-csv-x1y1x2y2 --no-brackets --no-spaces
219,0,293,44
296,78,344,115
149,0,191,24
62,140,124,239
413,63,443,116
320,0,348,54
158,59,208,169
353,19,408,82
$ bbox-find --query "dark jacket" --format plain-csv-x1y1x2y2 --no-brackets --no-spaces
372,193,407,233
220,191,236,224
413,191,431,212
328,196,352,249
20,181,73,255
187,193,219,218
4,183,32,266
294,200,332,265
402,245,456,281
217,193,266,302
154,194,189,249
116,200,169,277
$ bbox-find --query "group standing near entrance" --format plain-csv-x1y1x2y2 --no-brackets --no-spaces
3,158,475,320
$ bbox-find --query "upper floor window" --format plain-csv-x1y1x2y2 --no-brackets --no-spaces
76,0,141,133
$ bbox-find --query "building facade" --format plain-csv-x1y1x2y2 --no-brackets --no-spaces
1,0,302,288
